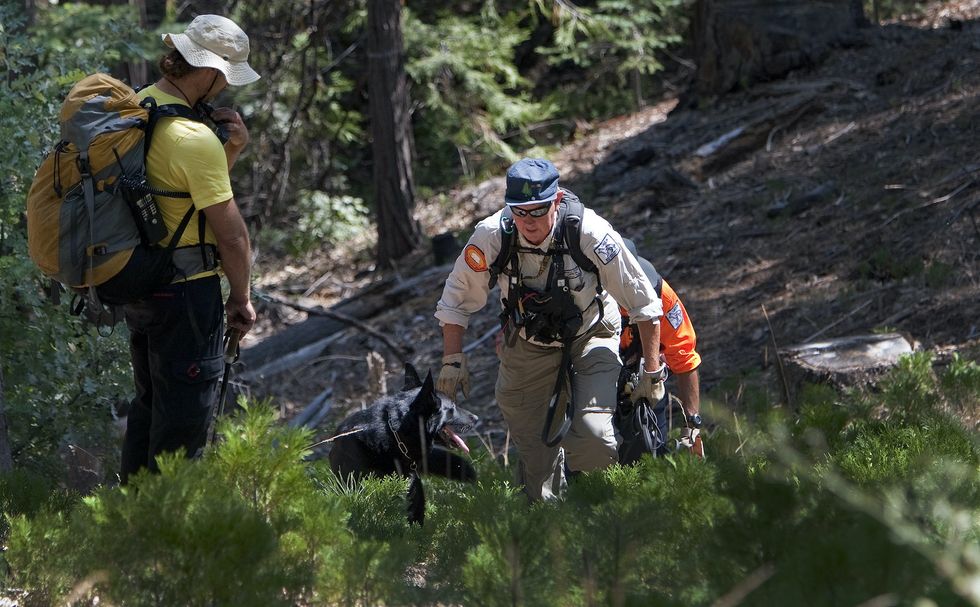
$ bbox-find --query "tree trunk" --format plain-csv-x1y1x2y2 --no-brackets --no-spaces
780,333,915,403
0,361,14,472
126,0,150,86
690,0,867,98
367,0,421,269
24,0,37,27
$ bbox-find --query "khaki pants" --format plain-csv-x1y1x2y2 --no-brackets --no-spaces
496,318,621,500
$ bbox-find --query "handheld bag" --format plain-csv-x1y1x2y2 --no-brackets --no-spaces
26,73,197,304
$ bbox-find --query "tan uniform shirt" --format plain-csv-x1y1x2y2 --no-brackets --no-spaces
436,197,662,345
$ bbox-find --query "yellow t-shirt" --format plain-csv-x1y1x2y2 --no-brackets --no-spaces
137,85,232,278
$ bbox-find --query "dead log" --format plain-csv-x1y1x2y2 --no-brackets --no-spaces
241,265,451,373
289,387,334,429
686,92,822,176
239,333,346,382
257,289,410,360
780,333,916,400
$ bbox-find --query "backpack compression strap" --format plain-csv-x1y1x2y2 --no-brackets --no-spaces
559,193,602,295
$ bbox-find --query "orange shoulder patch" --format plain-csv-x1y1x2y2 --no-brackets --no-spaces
464,244,488,272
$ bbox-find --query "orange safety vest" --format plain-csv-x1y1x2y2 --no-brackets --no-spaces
619,278,701,374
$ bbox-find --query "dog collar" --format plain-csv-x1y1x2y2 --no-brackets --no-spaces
387,418,419,472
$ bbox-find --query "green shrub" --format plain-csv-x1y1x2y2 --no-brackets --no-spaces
0,470,77,585
563,456,734,605
316,470,426,606
834,412,977,485
265,191,371,257
6,406,340,606
941,353,980,410
4,362,979,606
0,0,145,484
8,456,291,606
881,351,941,416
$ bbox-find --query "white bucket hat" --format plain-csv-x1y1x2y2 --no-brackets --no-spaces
163,15,260,86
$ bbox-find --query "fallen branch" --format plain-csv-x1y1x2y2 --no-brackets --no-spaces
256,289,410,360
239,333,346,381
883,179,976,226
243,266,449,370
762,304,792,407
289,387,334,428
691,93,821,176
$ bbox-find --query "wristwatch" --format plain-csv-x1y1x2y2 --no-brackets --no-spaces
687,413,703,428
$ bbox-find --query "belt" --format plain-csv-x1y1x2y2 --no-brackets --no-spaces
171,244,219,279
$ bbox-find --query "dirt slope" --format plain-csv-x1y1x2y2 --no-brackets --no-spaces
247,7,980,443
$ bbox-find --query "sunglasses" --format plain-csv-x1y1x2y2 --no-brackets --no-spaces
510,202,553,218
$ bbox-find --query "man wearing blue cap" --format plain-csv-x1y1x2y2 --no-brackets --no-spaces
435,158,665,500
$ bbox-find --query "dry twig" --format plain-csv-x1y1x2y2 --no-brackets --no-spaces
257,289,410,360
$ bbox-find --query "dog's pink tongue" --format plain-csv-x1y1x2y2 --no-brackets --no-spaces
443,428,470,454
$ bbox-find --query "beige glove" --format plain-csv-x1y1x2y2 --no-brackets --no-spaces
629,364,667,405
677,427,706,459
436,353,470,401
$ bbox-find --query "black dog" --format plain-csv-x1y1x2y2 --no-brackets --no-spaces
328,364,478,524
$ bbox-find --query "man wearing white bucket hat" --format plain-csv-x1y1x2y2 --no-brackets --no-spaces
120,15,260,483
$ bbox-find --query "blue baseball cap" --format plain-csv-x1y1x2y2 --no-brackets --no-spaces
504,158,560,206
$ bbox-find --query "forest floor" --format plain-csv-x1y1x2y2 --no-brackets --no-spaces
245,2,980,453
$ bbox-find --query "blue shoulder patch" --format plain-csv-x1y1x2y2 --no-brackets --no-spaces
666,302,684,329
593,234,621,265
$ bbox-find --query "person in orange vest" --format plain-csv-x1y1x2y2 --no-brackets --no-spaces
619,239,704,458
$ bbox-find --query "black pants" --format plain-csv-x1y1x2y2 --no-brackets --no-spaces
120,275,224,484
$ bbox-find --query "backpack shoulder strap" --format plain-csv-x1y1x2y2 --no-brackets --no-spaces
560,191,602,294
137,97,203,249
141,97,204,155
488,210,517,289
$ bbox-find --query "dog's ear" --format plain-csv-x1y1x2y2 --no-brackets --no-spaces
410,371,439,415
403,363,423,390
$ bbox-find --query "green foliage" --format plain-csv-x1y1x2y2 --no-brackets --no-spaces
857,246,924,281
925,259,955,288
0,254,131,479
220,3,367,225
5,378,980,606
942,353,980,409
317,471,426,606
538,0,688,116
405,6,549,179
27,2,148,71
563,457,734,605
457,483,563,606
261,191,371,256
0,1,146,483
880,350,940,415
7,407,342,606
232,0,690,206
0,469,77,584
834,414,975,485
